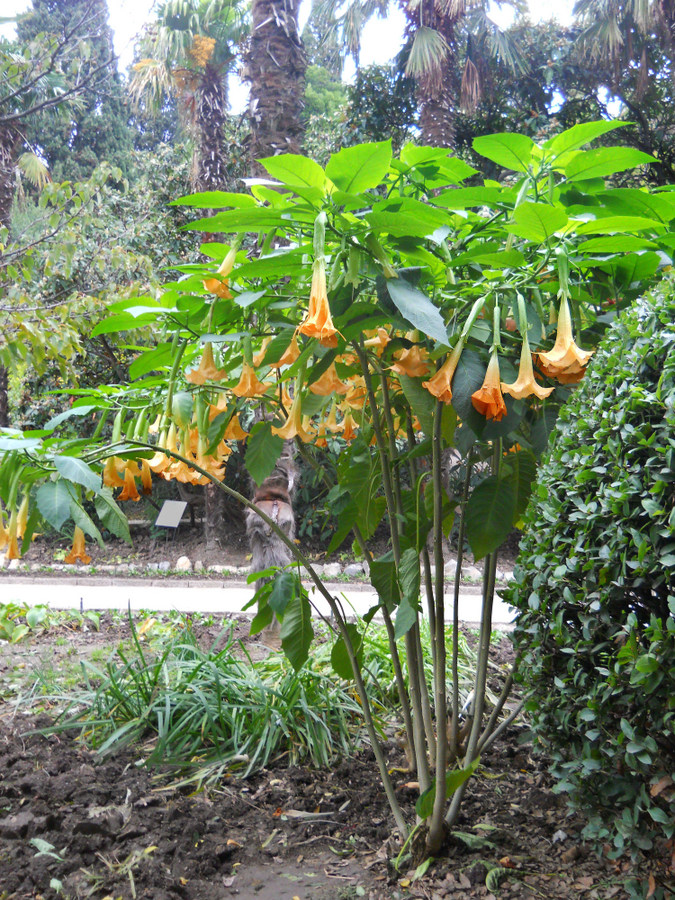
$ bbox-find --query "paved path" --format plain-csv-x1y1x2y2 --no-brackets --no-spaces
0,576,516,626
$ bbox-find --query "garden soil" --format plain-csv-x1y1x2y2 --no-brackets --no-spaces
0,613,663,900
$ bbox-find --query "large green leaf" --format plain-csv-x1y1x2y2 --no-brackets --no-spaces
259,154,327,191
577,235,658,253
245,423,283,487
184,208,287,232
465,474,517,560
280,593,314,671
171,191,257,208
472,133,536,173
371,551,401,609
503,450,537,519
385,277,448,346
54,456,101,494
544,121,626,158
128,343,173,380
94,489,132,543
434,186,505,209
91,313,158,337
395,596,419,639
398,374,436,437
36,480,72,530
399,546,421,605
269,571,298,616
366,198,449,237
565,147,655,182
330,623,363,680
69,499,104,548
574,215,663,235
508,202,568,242
326,140,392,194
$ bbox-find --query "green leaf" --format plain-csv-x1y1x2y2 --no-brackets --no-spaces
577,235,658,253
268,571,297,616
171,191,256,208
508,202,568,242
544,121,627,158
171,391,193,429
385,277,448,346
434,186,505,209
54,456,101,494
398,375,435,437
565,148,656,182
91,313,157,337
395,596,418,639
326,141,392,194
44,405,98,430
280,592,314,671
465,474,517,560
128,343,173,380
472,133,535,173
184,208,287,233
330,623,363,679
416,757,481,819
503,450,537,518
233,289,266,308
574,216,663,235
69,499,104,548
245,423,283,487
36,480,72,530
94,489,132,543
371,551,401,609
259,154,327,191
366,198,449,237
399,547,421,605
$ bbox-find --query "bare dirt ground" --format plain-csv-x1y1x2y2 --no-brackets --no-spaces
0,613,664,900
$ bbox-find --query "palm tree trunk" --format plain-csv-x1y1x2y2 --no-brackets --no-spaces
195,64,230,192
244,0,307,168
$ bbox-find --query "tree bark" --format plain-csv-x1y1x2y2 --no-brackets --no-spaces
244,0,307,169
0,127,17,428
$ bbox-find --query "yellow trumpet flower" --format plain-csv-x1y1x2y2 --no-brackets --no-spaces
308,362,349,396
501,338,555,401
272,392,313,441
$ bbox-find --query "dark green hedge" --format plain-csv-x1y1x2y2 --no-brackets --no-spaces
507,282,675,863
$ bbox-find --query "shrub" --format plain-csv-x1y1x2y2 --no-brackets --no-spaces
507,282,675,863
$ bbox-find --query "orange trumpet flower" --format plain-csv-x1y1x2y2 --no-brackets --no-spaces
298,257,339,348
186,342,226,384
536,297,594,382
203,244,237,298
65,527,92,565
309,362,349,396
501,337,555,401
471,350,507,422
422,341,464,404
231,362,269,398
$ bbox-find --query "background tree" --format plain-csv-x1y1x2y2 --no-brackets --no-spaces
130,0,244,192
243,0,307,164
16,0,133,181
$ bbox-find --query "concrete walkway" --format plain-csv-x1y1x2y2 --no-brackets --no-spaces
0,575,516,627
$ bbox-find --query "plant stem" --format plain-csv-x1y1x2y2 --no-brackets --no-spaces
450,450,473,758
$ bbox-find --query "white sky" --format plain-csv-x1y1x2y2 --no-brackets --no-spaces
2,0,575,114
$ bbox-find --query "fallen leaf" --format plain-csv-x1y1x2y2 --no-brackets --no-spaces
650,776,673,798
646,874,656,898
499,856,516,868
226,839,242,848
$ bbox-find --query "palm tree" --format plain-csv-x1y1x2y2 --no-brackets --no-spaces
308,0,526,146
130,0,245,191
573,0,675,93
243,0,307,163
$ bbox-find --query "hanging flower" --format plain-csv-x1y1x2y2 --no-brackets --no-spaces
16,494,29,540
536,296,594,382
422,341,464,404
341,408,359,442
272,391,313,441
103,457,125,487
390,337,430,378
471,350,507,422
148,424,178,474
309,363,349,396
252,337,272,367
501,338,555,401
140,459,153,494
231,362,269,398
271,334,301,368
344,376,368,409
223,414,248,440
186,342,226,384
117,467,142,502
363,327,391,353
298,257,339,348
65,527,91,565
203,244,237,298
5,509,20,560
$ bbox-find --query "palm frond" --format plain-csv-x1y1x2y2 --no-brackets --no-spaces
129,58,175,111
405,24,450,88
460,55,481,110
17,152,50,190
577,13,624,58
